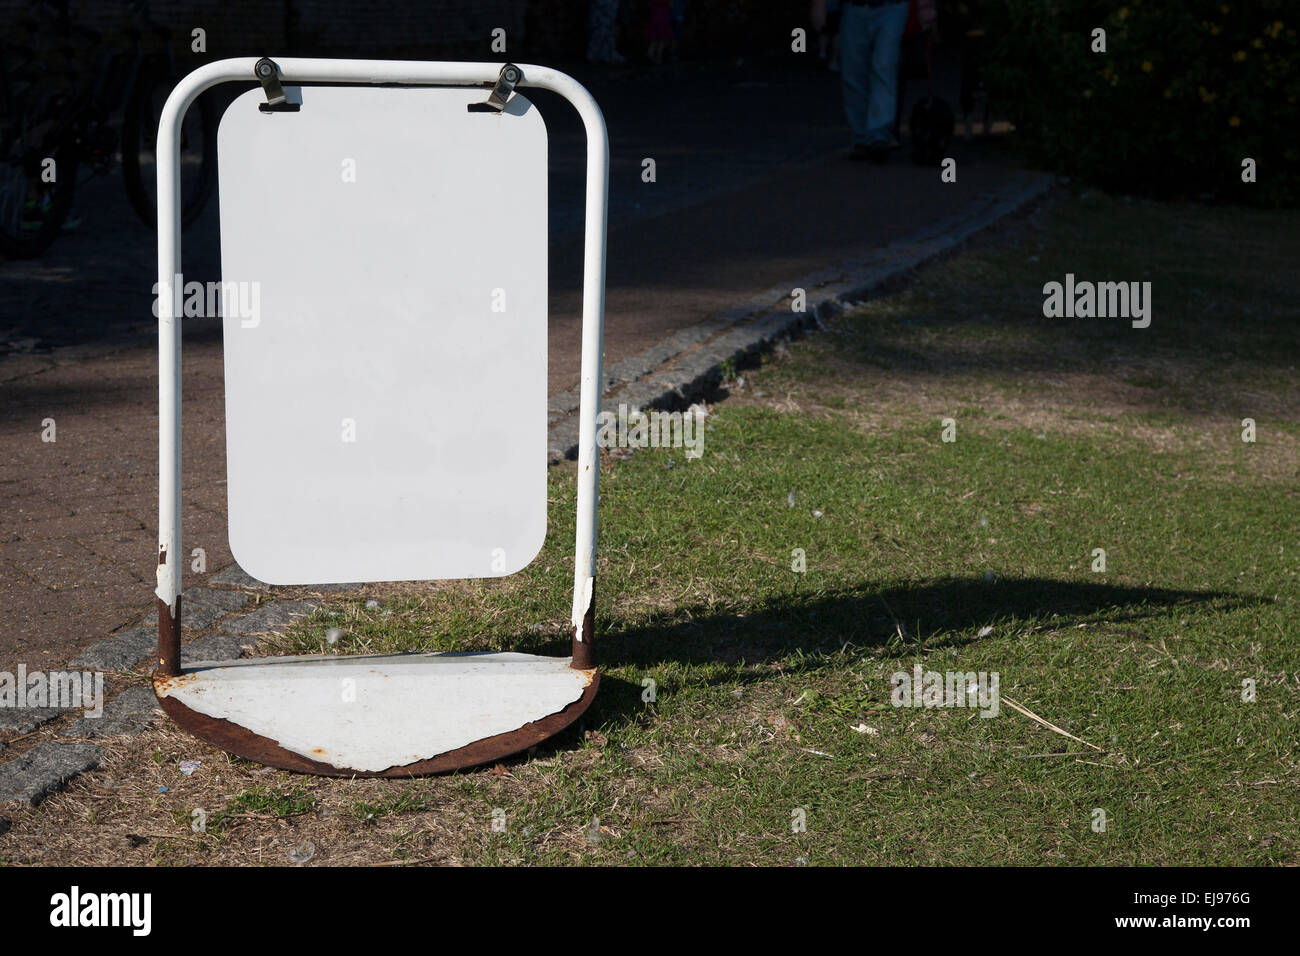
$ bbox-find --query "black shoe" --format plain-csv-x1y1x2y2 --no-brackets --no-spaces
867,142,890,164
848,144,873,161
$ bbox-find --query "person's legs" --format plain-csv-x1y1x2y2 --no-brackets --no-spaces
864,0,909,145
587,0,623,63
838,4,872,146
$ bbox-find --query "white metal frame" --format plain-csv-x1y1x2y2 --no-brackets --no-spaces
155,58,607,652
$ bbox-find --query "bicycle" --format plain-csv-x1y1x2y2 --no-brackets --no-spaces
0,0,217,258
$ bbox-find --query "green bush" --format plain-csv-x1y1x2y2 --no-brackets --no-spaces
981,0,1298,205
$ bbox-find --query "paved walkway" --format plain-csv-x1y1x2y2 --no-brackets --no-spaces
0,57,1032,673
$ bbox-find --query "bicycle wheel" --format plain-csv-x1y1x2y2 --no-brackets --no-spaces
0,119,78,258
121,65,216,229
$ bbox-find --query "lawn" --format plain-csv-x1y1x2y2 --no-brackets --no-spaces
6,190,1298,866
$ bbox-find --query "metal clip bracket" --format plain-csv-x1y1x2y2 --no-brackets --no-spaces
255,57,299,112
469,63,522,113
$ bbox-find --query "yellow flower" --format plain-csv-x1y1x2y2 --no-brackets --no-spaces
1232,50,1247,62
1083,89,1093,98
1252,38,1264,48
1229,116,1241,127
1211,25,1221,35
1163,88,1173,98
1219,3,1229,12
1142,60,1153,72
1118,7,1129,20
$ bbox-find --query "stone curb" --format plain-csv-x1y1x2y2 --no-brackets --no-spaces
0,742,105,806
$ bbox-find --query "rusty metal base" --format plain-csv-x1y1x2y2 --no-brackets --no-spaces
153,659,599,778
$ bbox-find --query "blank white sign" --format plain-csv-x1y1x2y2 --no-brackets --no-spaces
217,85,548,584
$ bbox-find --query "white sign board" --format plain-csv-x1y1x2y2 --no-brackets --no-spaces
217,85,548,584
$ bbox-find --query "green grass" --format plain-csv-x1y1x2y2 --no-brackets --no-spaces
350,787,433,824
268,192,1299,865
203,784,318,834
